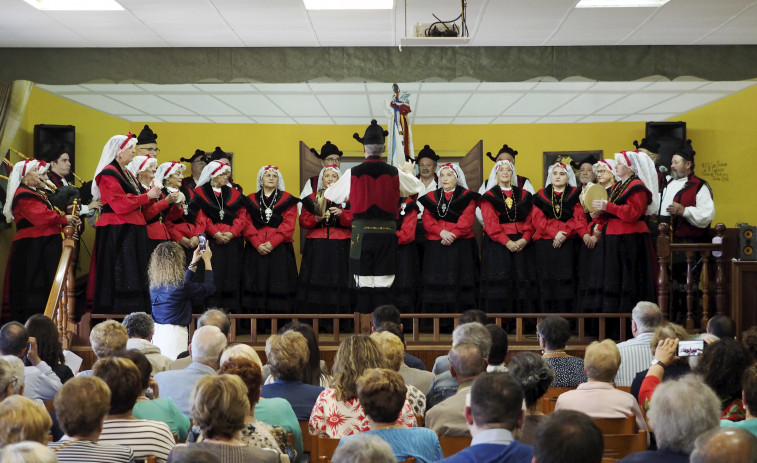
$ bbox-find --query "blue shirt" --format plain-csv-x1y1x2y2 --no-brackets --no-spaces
436,429,534,463
260,378,324,420
405,353,428,371
426,371,459,411
154,362,217,417
340,428,443,463
151,269,215,326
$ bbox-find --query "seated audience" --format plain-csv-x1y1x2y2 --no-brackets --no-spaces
707,314,736,339
431,310,488,375
121,349,191,442
371,331,427,415
0,357,18,400
371,305,427,370
536,316,586,387
437,372,533,463
690,427,757,463
614,301,662,387
630,322,692,401
376,322,434,395
48,376,135,462
0,322,62,401
155,326,228,417
264,322,330,387
0,395,52,446
621,375,721,463
742,325,757,360
555,339,647,432
340,368,442,463
94,357,176,463
309,335,416,438
260,330,324,420
533,410,603,463
25,314,74,383
332,433,396,463
508,352,555,445
1,441,57,463
167,374,279,463
694,336,753,421
123,311,172,374
485,323,508,372
722,364,757,436
169,309,231,371
77,320,128,376
426,342,488,437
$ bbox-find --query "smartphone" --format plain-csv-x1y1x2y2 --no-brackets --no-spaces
198,234,207,251
677,339,705,357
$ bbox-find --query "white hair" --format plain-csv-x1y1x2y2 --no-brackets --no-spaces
1,355,24,394
0,441,57,463
631,301,662,333
191,326,228,366
220,343,263,369
452,322,492,357
363,144,385,156
332,433,395,463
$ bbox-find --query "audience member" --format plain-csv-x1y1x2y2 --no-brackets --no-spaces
371,331,427,415
537,316,586,387
376,322,434,395
690,427,757,463
438,372,533,463
707,314,736,339
426,342,488,437
431,310,488,375
260,330,324,420
485,324,508,372
621,375,720,463
25,314,74,383
533,410,603,463
508,352,555,446
332,433,396,463
1,441,57,463
123,311,172,374
77,320,128,376
48,375,135,462
271,322,330,386
155,325,227,417
614,301,662,387
0,395,52,446
555,340,647,432
695,336,753,421
121,349,191,442
169,308,231,370
372,305,427,370
742,325,757,360
94,357,176,462
631,322,692,401
309,335,416,438
0,322,62,401
170,448,221,463
721,364,757,436
167,375,279,463
0,357,18,400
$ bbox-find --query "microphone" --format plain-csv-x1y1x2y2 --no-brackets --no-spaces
658,166,669,174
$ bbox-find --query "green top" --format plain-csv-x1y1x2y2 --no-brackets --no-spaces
133,397,191,442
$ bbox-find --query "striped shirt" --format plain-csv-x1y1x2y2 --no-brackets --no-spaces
99,419,176,463
614,332,655,387
48,436,134,463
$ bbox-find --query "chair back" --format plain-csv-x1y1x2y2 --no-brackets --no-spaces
603,430,648,460
313,435,341,462
299,421,311,453
438,434,472,458
537,387,576,414
593,415,636,434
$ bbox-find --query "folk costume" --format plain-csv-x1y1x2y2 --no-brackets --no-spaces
193,160,250,314
128,156,172,257
479,160,537,313
418,163,479,315
242,166,299,314
324,120,423,314
531,163,588,313
87,134,151,314
155,161,194,258
298,165,353,315
579,151,657,314
477,145,535,226
207,146,244,193
300,141,343,201
135,124,159,158
180,149,207,191
2,160,67,323
414,145,440,265
392,196,420,312
40,143,95,217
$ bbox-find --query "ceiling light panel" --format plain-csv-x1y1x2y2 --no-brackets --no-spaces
303,0,393,10
22,0,124,11
575,0,670,8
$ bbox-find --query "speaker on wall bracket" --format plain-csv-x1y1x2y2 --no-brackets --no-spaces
739,224,757,261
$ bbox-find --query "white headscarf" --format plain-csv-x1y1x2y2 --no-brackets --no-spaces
487,160,518,190
196,160,231,188
3,159,50,222
615,150,660,216
255,165,285,193
437,162,468,190
545,162,577,188
154,161,186,188
316,165,341,192
91,134,138,200
593,159,620,182
126,155,158,180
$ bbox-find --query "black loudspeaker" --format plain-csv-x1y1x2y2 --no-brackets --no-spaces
646,121,686,169
739,224,757,261
34,124,75,172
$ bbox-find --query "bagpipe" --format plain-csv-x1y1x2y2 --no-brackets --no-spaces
8,148,87,213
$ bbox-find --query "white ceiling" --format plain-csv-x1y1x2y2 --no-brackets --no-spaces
36,78,756,124
2,0,757,47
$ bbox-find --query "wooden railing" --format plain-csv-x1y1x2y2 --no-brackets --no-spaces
43,225,79,350
656,222,727,330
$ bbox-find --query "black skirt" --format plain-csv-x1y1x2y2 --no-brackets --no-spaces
534,238,578,313
91,223,150,314
479,234,538,313
206,237,244,313
391,243,420,313
242,241,298,314
420,238,479,313
577,232,655,313
2,235,62,323
297,239,352,314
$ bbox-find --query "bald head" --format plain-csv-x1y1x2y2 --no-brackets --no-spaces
191,326,228,368
690,427,757,463
449,343,487,380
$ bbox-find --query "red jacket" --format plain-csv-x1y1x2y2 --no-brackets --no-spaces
142,190,172,241
592,178,651,236
166,187,198,242
531,186,588,240
244,190,298,248
193,184,250,237
10,185,67,241
95,162,150,227
418,186,478,241
299,193,352,240
480,186,535,245
397,197,418,246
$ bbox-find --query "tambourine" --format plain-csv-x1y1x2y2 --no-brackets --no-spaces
580,183,608,213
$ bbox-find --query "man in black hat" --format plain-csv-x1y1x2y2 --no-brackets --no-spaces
415,145,440,259
40,143,100,220
300,141,344,200
180,149,207,190
572,155,599,189
136,125,159,159
325,120,422,314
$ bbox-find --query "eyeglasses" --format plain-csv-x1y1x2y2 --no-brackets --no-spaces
139,147,160,154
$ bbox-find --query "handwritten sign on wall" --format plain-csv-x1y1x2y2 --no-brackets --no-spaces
700,161,729,182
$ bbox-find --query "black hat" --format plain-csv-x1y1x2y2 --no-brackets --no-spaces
180,149,207,163
353,119,388,145
208,146,232,162
310,141,343,160
571,155,599,170
633,137,661,154
38,143,69,163
486,144,518,162
136,125,157,145
673,139,696,163
416,145,440,163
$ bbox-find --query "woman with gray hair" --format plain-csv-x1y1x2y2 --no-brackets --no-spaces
1,441,57,463
508,352,555,445
0,357,18,400
123,311,172,373
537,316,586,387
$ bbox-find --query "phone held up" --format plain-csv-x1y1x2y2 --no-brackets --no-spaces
198,233,207,251
677,339,705,357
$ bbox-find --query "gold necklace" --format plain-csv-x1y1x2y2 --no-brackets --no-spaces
501,187,517,222
551,187,564,219
609,174,636,204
